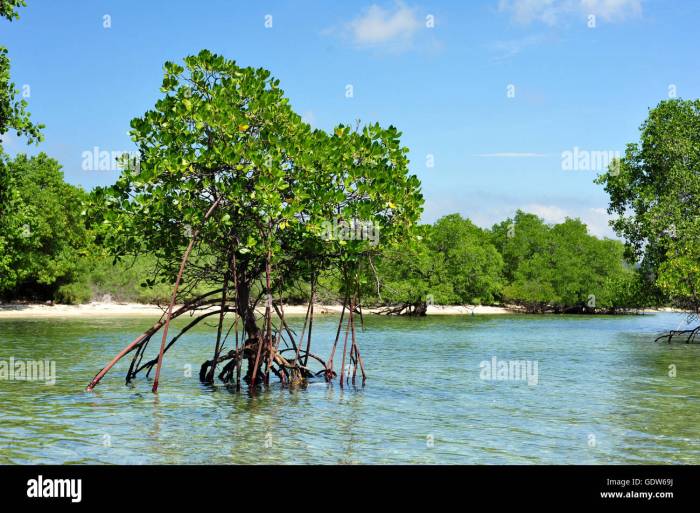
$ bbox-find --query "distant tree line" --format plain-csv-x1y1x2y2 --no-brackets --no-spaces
361,211,649,314
0,161,652,314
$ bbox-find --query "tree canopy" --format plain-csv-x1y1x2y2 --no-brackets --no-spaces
596,99,700,313
373,214,503,312
0,153,89,298
0,0,26,21
91,50,423,302
0,0,78,300
492,211,635,313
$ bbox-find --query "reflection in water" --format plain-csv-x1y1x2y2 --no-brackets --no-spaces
335,387,364,464
0,312,699,464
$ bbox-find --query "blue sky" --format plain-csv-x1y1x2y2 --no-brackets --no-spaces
2,0,699,237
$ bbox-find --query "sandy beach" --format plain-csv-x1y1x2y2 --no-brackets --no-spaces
0,302,514,319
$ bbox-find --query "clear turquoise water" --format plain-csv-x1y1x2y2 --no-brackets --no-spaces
0,312,699,464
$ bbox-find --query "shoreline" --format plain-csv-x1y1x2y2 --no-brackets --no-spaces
0,302,689,319
0,302,515,319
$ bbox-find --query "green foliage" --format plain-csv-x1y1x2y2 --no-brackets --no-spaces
492,211,549,283
596,98,700,312
0,153,89,298
492,212,634,312
55,281,92,305
374,214,504,307
602,268,651,312
0,0,26,21
0,36,661,314
372,224,453,306
88,50,423,309
0,147,644,312
373,210,636,312
78,254,169,303
430,214,503,304
1,1,43,144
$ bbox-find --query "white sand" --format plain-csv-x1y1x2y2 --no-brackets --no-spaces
426,304,513,315
0,302,514,319
0,302,169,318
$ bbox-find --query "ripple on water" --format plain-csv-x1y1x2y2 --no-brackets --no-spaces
0,312,699,463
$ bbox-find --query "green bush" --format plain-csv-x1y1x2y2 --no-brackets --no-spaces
55,281,93,304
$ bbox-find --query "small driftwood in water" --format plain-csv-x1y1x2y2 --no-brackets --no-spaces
377,300,427,316
655,325,700,344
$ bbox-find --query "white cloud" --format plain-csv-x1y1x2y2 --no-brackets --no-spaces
523,203,616,237
421,191,618,239
335,1,422,49
524,203,569,223
582,206,616,237
498,0,560,25
497,0,642,25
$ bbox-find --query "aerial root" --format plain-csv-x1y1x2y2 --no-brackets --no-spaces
87,274,367,391
85,290,225,391
195,336,327,387
655,325,700,344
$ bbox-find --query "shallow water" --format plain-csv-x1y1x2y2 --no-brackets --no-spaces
0,312,699,464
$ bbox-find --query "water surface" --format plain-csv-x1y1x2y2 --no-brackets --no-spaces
1,312,699,464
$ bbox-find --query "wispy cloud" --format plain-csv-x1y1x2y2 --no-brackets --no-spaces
350,2,420,45
325,1,431,52
474,152,549,158
580,0,642,22
497,0,642,26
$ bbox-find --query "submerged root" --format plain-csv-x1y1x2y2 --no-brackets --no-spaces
655,325,700,344
197,337,325,387
87,272,366,391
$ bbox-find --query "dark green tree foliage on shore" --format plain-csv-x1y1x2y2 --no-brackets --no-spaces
370,224,451,313
597,99,700,340
431,214,503,304
374,214,503,313
597,99,700,313
491,211,549,284
492,211,636,313
0,154,89,299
